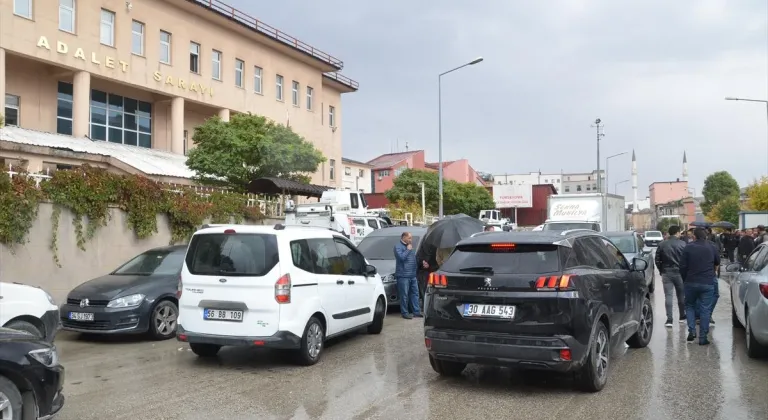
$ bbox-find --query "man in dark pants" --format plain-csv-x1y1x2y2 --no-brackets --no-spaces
680,228,720,345
394,231,422,319
656,225,687,327
738,229,756,263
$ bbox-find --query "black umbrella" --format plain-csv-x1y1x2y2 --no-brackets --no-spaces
690,221,712,228
712,221,736,229
421,214,484,249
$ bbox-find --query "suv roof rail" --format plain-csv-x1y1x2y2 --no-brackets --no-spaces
274,223,337,232
560,229,597,236
201,223,238,229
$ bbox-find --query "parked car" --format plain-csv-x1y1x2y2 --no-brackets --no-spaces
727,244,768,358
643,230,663,247
603,231,656,293
60,245,187,340
423,230,653,392
177,224,387,365
357,226,427,307
0,282,60,342
0,327,65,419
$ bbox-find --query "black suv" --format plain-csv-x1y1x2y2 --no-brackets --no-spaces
423,230,653,392
0,328,65,419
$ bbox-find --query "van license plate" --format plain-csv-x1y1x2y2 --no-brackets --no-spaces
203,309,244,322
69,312,94,321
462,304,516,319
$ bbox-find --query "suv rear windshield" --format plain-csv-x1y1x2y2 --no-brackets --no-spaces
186,233,279,276
440,244,560,274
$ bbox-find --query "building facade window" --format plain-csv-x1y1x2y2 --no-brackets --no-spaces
131,21,144,56
211,50,221,80
344,166,351,176
56,82,73,135
253,66,262,94
306,86,313,110
4,94,20,127
189,42,200,73
328,105,336,127
159,31,171,64
394,166,406,177
564,186,570,193
275,75,284,101
87,88,152,148
379,170,390,177
235,59,244,88
358,169,364,178
329,159,335,180
14,0,32,19
291,81,299,106
59,0,75,33
100,9,115,46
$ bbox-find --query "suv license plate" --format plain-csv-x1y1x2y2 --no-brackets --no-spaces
69,312,94,321
462,304,516,319
203,309,244,322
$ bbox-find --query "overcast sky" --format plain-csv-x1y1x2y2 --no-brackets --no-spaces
232,0,767,197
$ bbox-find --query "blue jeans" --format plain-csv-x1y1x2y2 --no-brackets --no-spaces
396,277,421,316
685,282,715,338
694,279,719,319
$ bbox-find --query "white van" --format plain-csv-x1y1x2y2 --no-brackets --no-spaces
0,282,61,342
176,224,387,365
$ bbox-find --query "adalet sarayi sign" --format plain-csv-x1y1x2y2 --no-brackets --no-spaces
493,184,532,208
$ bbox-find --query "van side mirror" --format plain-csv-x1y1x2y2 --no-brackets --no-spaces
365,264,377,276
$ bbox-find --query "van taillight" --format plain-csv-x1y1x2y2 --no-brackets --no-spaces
275,274,291,303
428,273,447,288
535,274,576,290
176,275,182,299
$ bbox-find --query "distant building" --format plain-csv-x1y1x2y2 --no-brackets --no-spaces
490,170,605,194
341,158,372,193
365,150,484,193
425,159,485,186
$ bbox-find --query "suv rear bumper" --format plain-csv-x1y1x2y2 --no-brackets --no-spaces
425,328,588,372
177,325,302,349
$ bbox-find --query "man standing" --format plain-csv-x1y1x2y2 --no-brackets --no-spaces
755,225,768,245
394,232,422,319
738,228,756,263
656,225,687,327
723,229,738,263
680,228,720,345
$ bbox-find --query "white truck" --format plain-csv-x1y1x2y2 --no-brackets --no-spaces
478,209,512,231
739,211,768,230
542,193,626,232
284,190,379,244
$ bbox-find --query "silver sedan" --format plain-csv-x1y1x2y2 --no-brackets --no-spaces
727,244,768,358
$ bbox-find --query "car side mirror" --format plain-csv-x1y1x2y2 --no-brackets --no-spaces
725,263,741,273
365,264,377,276
632,258,648,272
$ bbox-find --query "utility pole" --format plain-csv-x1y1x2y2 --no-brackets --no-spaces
591,118,605,192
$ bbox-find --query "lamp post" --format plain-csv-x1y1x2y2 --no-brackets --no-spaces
615,179,629,194
438,56,484,218
418,182,426,225
724,96,768,174
604,151,628,231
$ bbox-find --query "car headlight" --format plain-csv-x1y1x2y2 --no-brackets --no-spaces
382,274,396,283
44,292,55,305
28,346,59,367
107,294,145,308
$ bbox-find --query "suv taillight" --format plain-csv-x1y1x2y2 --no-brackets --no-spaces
759,283,768,299
275,274,291,303
176,275,182,299
535,274,576,290
428,273,447,288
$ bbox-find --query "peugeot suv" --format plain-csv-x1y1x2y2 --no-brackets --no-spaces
423,230,653,392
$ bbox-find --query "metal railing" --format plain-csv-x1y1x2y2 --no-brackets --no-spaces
323,72,360,90
190,0,344,69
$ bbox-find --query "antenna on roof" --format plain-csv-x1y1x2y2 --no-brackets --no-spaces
405,141,409,151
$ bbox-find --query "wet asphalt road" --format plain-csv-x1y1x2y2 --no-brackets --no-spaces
55,273,768,420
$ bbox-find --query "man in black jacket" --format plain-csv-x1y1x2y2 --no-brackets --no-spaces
656,225,687,327
680,228,720,345
738,229,756,263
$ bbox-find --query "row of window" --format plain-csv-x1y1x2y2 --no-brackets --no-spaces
563,183,598,193
3,94,20,127
344,167,366,178
13,0,339,128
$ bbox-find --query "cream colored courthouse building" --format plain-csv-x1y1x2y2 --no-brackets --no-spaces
0,0,357,185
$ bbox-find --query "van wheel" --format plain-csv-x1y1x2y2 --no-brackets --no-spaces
296,317,324,366
367,298,385,335
149,301,178,340
4,320,43,339
428,355,465,377
627,297,653,348
576,322,610,392
0,375,23,420
190,343,220,358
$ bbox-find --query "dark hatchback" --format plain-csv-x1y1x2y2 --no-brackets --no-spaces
0,327,64,419
423,230,653,392
60,245,186,340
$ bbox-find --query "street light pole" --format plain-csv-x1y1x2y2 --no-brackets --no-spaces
615,179,629,194
725,97,768,175
591,119,605,192
438,57,484,218
418,182,426,225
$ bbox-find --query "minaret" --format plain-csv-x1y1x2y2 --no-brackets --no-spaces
632,150,638,213
682,151,688,183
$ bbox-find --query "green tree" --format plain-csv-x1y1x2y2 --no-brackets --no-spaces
657,216,681,233
185,113,326,191
708,195,741,225
445,181,494,216
701,171,740,215
746,176,768,211
385,169,494,217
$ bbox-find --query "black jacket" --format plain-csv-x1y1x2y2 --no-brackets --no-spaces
680,239,720,285
655,236,686,273
738,235,756,261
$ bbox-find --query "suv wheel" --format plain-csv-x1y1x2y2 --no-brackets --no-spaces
367,298,385,335
149,301,178,340
627,297,653,348
190,343,221,358
576,322,609,392
296,317,324,366
428,354,466,377
0,375,23,420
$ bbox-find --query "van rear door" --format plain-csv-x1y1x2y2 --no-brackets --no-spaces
180,231,281,337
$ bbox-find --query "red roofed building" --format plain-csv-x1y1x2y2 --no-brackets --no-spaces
367,150,426,193
425,159,485,186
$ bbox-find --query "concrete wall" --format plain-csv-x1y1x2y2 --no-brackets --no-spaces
0,202,281,304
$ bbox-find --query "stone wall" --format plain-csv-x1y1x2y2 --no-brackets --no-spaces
0,202,281,304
